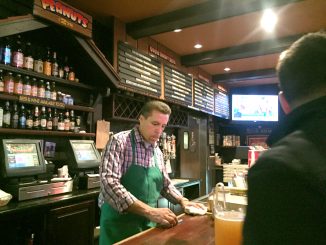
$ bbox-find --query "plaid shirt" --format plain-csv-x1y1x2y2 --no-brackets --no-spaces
98,126,182,212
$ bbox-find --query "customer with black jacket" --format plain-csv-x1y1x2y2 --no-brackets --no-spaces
243,31,326,245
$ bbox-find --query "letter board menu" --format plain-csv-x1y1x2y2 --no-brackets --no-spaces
118,42,161,97
164,65,192,107
214,89,230,119
194,79,214,114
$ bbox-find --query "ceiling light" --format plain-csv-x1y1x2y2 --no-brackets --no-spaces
260,9,277,32
224,67,231,72
194,44,202,49
174,29,182,33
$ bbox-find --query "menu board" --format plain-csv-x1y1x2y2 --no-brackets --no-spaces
164,65,192,107
194,79,214,114
214,89,230,119
118,42,161,97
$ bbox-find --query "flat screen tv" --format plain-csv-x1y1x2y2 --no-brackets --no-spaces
0,139,46,178
68,140,101,170
232,94,279,122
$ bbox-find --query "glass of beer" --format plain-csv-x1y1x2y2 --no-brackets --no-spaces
213,183,246,245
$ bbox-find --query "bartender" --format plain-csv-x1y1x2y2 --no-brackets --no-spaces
98,100,205,245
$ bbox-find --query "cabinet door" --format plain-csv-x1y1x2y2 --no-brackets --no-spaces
46,200,95,245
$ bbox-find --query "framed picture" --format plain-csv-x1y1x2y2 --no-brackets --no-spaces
247,135,268,148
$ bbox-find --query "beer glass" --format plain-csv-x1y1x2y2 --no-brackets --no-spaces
213,182,246,245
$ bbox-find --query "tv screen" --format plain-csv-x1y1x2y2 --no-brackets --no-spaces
232,94,279,122
68,140,101,170
1,139,46,178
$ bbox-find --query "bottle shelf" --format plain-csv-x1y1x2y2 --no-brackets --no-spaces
0,93,94,112
0,64,97,91
0,128,95,137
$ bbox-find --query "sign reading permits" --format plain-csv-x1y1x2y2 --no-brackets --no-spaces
33,0,92,38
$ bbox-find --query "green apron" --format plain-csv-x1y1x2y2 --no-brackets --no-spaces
99,130,163,245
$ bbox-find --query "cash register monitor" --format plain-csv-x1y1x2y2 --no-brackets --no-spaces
0,139,46,178
68,140,101,170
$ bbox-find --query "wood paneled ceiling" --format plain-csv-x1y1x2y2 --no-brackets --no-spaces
65,0,326,87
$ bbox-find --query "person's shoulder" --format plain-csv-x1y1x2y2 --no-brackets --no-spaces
111,130,132,143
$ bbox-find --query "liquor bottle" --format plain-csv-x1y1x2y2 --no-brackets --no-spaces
46,107,53,130
11,35,24,68
63,56,70,80
52,108,58,131
51,51,59,77
26,109,33,129
18,104,26,129
64,110,70,131
3,101,11,128
40,106,47,130
22,75,31,96
33,106,40,130
0,69,4,92
31,78,38,97
23,42,34,70
11,102,19,129
0,105,3,128
58,57,64,79
2,36,11,65
45,81,51,99
69,109,75,132
13,74,23,95
38,79,45,98
0,37,4,63
4,71,14,94
43,47,52,76
57,112,64,131
33,47,43,73
68,66,75,81
50,82,57,101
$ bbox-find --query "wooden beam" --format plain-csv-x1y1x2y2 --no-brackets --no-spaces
126,0,303,39
213,68,276,83
181,35,302,67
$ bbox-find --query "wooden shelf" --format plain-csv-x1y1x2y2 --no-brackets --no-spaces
0,128,95,137
0,64,97,91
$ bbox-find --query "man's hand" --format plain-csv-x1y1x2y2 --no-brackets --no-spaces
180,198,207,213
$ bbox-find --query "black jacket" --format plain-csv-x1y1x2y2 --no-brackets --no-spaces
243,96,326,245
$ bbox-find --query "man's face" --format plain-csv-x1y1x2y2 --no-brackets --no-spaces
139,110,169,144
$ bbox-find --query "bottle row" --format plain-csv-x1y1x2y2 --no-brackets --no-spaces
0,35,78,82
0,101,82,132
0,70,74,105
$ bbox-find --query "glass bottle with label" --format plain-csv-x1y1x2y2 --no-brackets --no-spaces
3,101,11,128
19,104,26,129
57,112,65,131
14,74,23,95
31,78,38,97
26,109,33,129
4,71,14,94
22,75,31,96
58,57,64,79
64,110,70,131
0,69,4,92
68,66,75,81
23,42,34,70
11,102,19,129
38,79,45,98
50,82,57,101
43,47,52,76
51,51,59,77
46,107,53,130
33,106,40,130
69,110,75,132
2,36,11,65
11,35,24,68
33,47,43,73
40,106,47,130
63,56,70,80
45,81,51,99
52,108,58,131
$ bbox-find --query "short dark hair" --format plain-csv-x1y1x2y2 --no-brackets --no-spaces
276,31,326,104
140,100,171,118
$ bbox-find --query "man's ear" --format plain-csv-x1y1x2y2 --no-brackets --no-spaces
279,91,291,114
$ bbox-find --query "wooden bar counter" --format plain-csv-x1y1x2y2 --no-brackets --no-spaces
115,213,214,245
